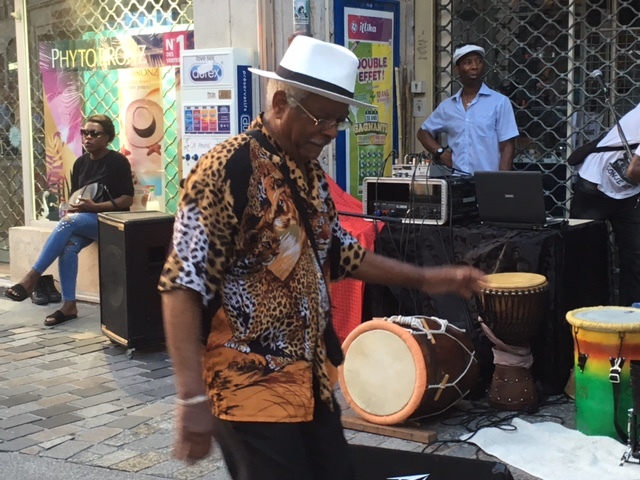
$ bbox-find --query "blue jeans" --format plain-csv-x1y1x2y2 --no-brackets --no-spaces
33,213,98,302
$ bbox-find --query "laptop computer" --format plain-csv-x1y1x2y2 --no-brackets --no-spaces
474,171,567,229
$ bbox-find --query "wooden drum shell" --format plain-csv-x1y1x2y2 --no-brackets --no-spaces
338,318,478,425
476,273,549,345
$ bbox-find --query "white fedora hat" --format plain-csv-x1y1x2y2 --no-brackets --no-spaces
249,36,374,108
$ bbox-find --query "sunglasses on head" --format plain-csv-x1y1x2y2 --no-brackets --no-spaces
80,129,104,138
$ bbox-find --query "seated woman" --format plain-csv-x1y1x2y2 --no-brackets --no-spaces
4,114,134,326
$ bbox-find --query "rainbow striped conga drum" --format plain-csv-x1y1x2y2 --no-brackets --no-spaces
566,306,640,439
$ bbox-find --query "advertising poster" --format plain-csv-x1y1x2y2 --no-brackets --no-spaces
118,67,164,210
344,7,394,198
38,30,193,212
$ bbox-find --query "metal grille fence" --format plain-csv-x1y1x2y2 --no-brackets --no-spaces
0,0,192,260
436,0,640,216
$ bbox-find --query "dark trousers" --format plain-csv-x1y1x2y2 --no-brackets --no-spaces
570,177,640,306
211,392,355,480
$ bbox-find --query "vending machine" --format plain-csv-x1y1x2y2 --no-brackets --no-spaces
180,48,256,177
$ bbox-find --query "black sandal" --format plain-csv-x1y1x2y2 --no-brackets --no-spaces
4,284,29,302
44,310,78,327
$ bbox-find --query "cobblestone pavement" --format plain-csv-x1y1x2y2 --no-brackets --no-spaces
0,281,575,479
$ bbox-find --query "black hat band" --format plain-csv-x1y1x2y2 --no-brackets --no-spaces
276,65,354,99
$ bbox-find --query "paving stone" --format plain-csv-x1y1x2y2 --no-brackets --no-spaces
71,337,110,347
66,449,104,464
348,431,387,447
30,402,82,418
37,337,78,347
2,366,43,379
103,430,144,447
0,384,42,396
140,367,173,379
9,327,41,334
173,462,221,480
137,360,172,371
70,361,110,373
74,403,123,418
68,332,101,340
71,366,112,378
110,395,155,410
144,384,177,398
107,360,145,371
86,443,119,455
41,343,80,354
132,402,175,418
122,432,173,453
10,331,45,340
8,351,44,361
0,436,39,451
70,383,116,398
0,422,44,440
39,439,92,459
73,413,120,429
71,344,108,355
38,350,78,361
132,423,160,436
69,390,121,408
26,423,83,443
33,375,76,389
110,451,166,472
88,448,139,467
35,359,76,370
139,459,184,477
104,415,153,430
0,413,44,429
35,393,82,408
107,375,150,389
37,384,77,397
20,445,43,455
5,343,43,354
32,413,84,429
110,366,148,378
0,393,42,407
39,434,75,450
74,425,122,443
5,338,40,348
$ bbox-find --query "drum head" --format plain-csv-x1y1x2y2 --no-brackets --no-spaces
339,320,427,425
566,306,640,332
479,272,547,290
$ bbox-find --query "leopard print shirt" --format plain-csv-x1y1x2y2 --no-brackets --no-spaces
159,118,366,422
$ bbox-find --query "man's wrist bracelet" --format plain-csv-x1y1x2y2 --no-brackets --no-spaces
175,394,209,406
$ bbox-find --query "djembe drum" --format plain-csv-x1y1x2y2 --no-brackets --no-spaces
338,316,478,425
476,272,549,410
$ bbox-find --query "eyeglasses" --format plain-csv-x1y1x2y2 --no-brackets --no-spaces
80,129,104,138
289,97,352,132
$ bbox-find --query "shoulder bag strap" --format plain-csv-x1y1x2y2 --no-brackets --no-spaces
246,129,344,365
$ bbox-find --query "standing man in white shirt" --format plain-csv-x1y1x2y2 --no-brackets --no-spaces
417,43,519,174
571,103,640,306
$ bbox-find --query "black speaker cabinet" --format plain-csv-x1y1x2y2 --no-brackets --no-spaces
350,444,514,480
98,211,174,355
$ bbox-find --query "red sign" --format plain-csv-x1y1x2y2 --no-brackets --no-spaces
163,31,187,66
347,14,393,43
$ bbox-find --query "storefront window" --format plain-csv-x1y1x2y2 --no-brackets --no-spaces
25,0,193,221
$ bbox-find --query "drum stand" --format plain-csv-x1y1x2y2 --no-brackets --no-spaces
620,409,640,466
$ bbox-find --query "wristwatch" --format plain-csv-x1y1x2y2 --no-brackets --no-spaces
436,146,447,155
